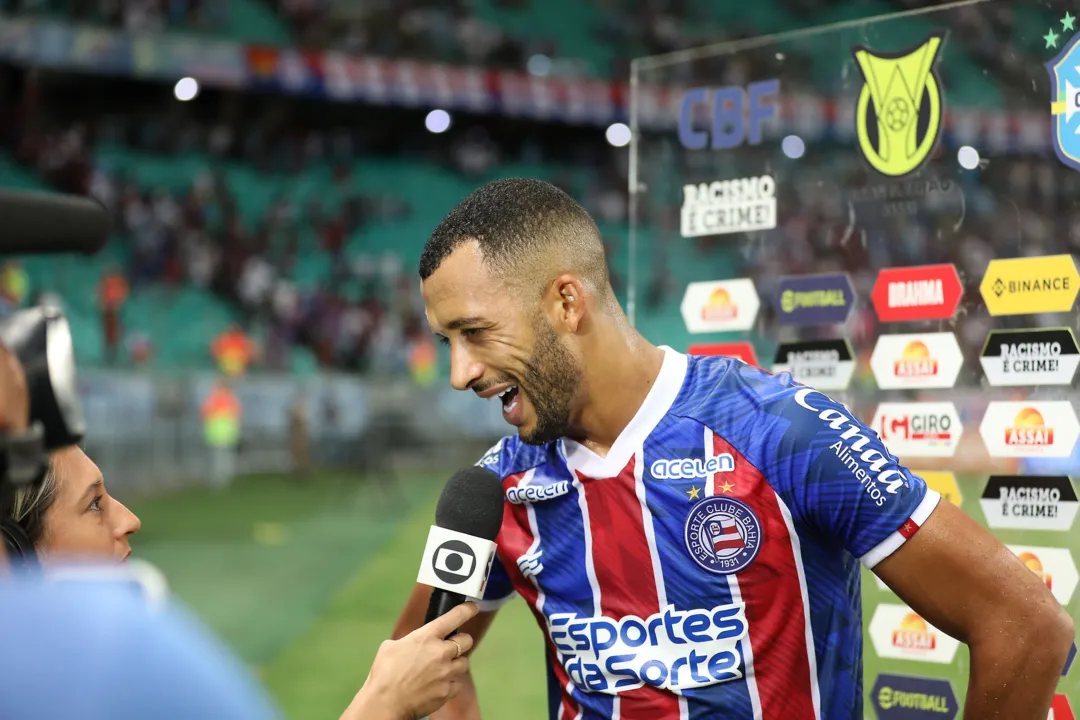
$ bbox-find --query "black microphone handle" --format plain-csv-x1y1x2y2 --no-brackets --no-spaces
425,589,467,638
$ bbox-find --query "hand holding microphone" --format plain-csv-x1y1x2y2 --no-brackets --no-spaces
342,467,504,720
417,467,504,629
341,602,479,720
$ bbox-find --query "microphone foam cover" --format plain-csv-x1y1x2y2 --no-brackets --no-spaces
434,466,505,541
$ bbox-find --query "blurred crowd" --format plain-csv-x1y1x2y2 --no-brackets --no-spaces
1,0,229,32
0,75,630,375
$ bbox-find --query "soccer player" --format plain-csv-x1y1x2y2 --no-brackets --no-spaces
393,178,1074,719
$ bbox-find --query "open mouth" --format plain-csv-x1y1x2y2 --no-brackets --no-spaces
498,385,519,411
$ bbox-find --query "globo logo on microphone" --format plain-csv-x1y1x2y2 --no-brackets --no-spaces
417,525,498,599
432,540,477,585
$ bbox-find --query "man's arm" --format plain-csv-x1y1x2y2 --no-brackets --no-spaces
391,584,501,720
875,500,1074,719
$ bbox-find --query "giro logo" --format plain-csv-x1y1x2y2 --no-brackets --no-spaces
871,402,962,458
853,32,945,177
652,454,735,480
432,540,477,585
506,480,571,504
794,388,907,506
548,604,748,694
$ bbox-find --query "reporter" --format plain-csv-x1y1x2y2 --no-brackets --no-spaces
6,446,140,563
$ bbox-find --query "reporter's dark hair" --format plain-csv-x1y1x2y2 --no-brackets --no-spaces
9,457,59,547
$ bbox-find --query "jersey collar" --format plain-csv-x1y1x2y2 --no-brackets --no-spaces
560,346,688,478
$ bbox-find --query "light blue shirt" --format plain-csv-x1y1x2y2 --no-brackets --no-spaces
0,574,283,719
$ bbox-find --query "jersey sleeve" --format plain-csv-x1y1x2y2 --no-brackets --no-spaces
476,553,518,611
473,437,517,611
777,387,941,569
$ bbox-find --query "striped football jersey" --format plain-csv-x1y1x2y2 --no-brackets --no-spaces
476,347,940,720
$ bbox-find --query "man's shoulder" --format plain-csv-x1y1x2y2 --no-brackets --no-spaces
475,434,557,480
674,353,800,425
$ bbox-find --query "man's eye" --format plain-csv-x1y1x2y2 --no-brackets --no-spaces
461,328,482,338
437,336,450,346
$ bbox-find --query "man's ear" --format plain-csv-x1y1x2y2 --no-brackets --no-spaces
546,274,587,333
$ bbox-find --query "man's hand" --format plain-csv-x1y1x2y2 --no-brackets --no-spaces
876,500,1074,719
342,602,479,720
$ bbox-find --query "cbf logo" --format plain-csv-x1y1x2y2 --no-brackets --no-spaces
1048,29,1080,171
684,496,762,575
852,32,945,177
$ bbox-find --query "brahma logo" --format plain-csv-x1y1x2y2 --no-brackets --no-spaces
794,388,907,506
871,264,963,323
1007,545,1079,605
506,480,571,505
871,402,962,458
980,401,1080,458
870,332,963,389
869,604,959,664
651,453,735,480
548,603,747,694
680,279,760,334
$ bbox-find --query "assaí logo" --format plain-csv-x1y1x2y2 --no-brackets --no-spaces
794,388,906,506
548,604,747,693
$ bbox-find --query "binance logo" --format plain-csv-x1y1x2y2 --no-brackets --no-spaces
992,278,1006,297
853,32,946,177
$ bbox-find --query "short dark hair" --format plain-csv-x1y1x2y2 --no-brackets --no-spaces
419,178,610,294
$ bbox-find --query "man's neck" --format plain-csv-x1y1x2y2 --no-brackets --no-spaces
567,325,666,455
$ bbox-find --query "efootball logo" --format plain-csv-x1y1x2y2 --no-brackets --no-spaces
853,32,945,177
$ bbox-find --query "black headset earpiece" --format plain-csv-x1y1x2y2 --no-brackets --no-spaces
0,518,37,564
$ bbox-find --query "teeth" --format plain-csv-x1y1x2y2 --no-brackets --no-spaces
497,386,516,399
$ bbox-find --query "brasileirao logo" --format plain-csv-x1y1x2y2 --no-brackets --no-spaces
852,32,946,177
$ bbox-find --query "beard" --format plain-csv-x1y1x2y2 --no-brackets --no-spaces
516,315,582,446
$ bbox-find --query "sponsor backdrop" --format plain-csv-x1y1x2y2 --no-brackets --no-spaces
630,2,1079,717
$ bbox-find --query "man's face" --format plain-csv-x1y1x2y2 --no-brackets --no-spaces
422,243,582,445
